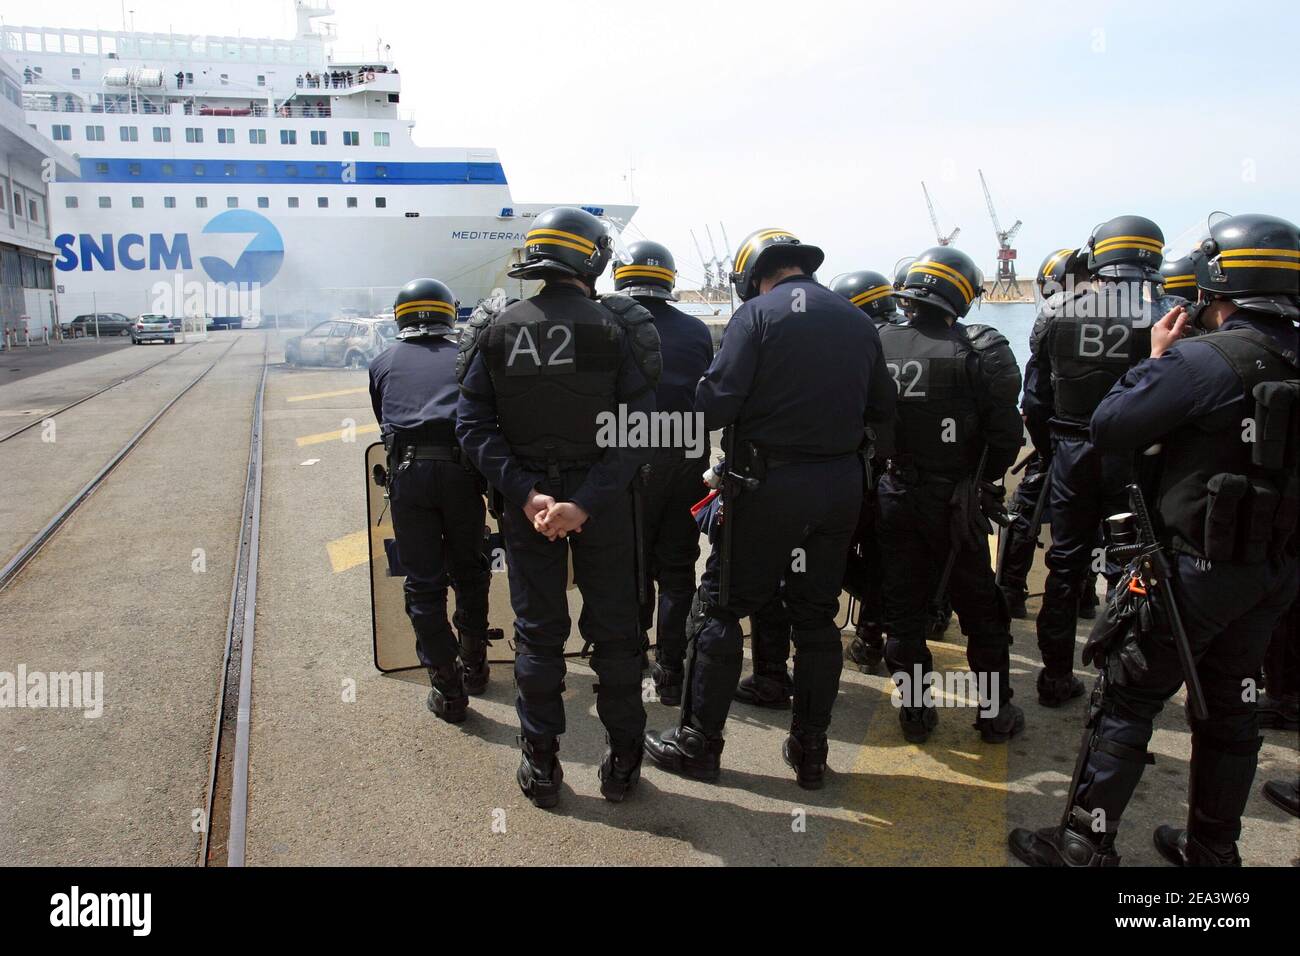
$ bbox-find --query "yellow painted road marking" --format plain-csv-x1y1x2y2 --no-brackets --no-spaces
327,526,393,573
296,422,380,447
821,640,1010,866
287,386,368,403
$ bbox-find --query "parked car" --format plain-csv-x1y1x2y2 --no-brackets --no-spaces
64,313,133,337
206,315,244,331
283,319,386,368
354,315,399,345
131,313,176,345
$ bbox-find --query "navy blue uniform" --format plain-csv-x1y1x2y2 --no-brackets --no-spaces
683,275,894,738
1071,311,1299,855
637,299,714,671
456,283,654,750
369,336,490,669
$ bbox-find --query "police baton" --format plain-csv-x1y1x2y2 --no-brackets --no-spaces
633,463,650,607
932,444,991,610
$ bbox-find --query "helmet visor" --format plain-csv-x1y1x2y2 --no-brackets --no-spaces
1163,211,1232,263
600,217,636,265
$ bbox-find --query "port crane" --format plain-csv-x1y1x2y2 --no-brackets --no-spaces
690,230,717,293
979,169,1023,300
922,182,960,246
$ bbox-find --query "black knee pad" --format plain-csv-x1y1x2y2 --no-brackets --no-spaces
515,642,566,699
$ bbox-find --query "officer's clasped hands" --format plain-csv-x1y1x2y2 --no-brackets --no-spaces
533,502,589,540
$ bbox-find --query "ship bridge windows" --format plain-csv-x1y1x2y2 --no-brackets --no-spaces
164,197,176,209
52,124,71,141
281,130,297,145
196,197,208,209
217,128,236,144
310,130,327,146
120,126,138,142
288,197,300,209
86,125,105,142
185,128,203,143
153,127,171,143
250,129,266,145
343,131,359,146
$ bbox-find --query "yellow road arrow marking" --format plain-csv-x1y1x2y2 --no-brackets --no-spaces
296,422,380,447
287,386,368,403
327,526,393,574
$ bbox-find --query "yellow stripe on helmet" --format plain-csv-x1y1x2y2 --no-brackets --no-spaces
1219,259,1300,272
850,285,894,306
1093,236,1164,254
1042,248,1075,279
396,299,456,316
615,265,676,282
734,229,796,276
1217,247,1300,259
526,236,596,255
526,227,597,253
910,260,975,302
1161,274,1197,287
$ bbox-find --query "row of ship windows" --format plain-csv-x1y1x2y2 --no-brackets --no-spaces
68,195,389,210
48,125,390,147
87,160,392,178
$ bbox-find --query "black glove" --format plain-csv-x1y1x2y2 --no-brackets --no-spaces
978,480,1010,528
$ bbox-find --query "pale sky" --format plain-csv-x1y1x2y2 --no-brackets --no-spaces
11,0,1300,290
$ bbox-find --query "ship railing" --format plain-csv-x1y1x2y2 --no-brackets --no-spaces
21,95,378,120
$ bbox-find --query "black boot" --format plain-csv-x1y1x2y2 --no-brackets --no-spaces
1262,778,1300,818
975,700,1025,743
426,664,468,724
598,738,644,803
1258,691,1299,731
899,705,938,743
1001,587,1027,620
846,624,884,672
783,728,829,790
650,660,683,707
644,724,725,782
1008,823,1120,867
459,627,500,697
1037,668,1085,707
1153,826,1241,866
734,667,793,708
517,736,563,809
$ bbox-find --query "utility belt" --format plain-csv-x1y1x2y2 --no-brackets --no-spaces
886,454,965,487
1172,471,1298,564
518,455,603,482
1048,419,1091,442
747,444,856,480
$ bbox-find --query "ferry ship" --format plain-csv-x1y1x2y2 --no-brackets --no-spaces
5,3,635,323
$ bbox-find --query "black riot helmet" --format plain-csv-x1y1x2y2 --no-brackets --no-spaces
830,270,897,319
1192,213,1300,319
892,256,917,290
730,227,825,302
613,240,678,301
1158,253,1200,302
508,206,614,281
393,277,458,330
895,246,984,319
1036,247,1086,298
1084,215,1165,281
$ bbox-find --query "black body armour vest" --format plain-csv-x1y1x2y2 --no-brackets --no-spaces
880,320,980,477
481,294,624,465
1048,283,1153,426
1158,328,1300,563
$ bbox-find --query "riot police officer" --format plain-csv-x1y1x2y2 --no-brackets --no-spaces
613,241,714,707
1010,212,1300,866
1023,215,1165,707
877,247,1025,744
831,270,900,673
369,278,496,723
455,206,662,807
998,248,1090,619
645,228,896,789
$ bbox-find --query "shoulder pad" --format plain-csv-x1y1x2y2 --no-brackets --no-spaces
456,293,508,385
600,293,662,389
964,323,1021,404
